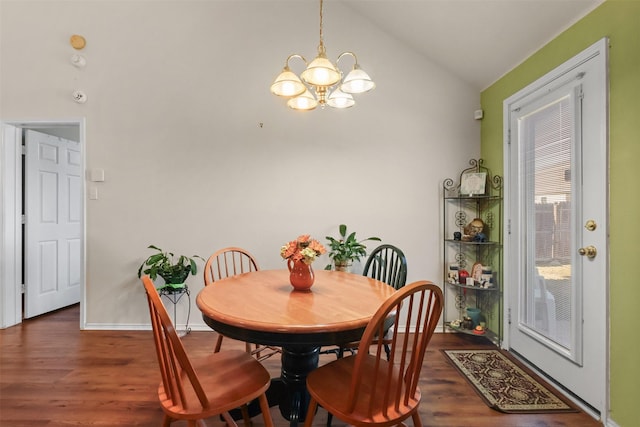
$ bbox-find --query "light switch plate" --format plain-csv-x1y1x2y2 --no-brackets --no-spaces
90,169,105,182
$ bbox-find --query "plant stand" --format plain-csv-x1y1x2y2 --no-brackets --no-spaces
158,285,191,336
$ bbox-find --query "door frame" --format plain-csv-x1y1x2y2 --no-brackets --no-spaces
502,38,609,418
0,119,86,329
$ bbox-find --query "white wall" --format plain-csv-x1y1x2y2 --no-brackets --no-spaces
0,0,479,328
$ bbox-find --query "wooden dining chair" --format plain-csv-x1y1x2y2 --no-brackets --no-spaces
363,244,408,291
203,247,280,361
304,280,443,427
142,275,274,427
325,244,408,361
362,244,408,359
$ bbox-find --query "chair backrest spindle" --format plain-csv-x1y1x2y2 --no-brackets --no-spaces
202,247,281,361
204,247,259,286
363,244,408,290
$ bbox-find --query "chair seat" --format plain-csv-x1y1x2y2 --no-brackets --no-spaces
306,355,421,425
158,349,271,419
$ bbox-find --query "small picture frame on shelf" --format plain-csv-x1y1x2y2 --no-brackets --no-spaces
471,262,483,282
460,172,487,196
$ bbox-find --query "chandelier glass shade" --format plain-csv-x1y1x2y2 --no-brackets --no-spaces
287,89,318,111
270,0,375,111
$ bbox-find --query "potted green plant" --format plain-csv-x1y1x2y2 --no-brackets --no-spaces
137,245,204,290
324,224,381,271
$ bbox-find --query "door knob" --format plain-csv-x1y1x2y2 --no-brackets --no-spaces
578,245,597,259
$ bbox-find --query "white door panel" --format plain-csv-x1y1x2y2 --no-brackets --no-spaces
505,38,608,414
25,130,81,318
39,241,58,293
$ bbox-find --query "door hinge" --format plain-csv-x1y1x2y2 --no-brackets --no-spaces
507,219,511,235
21,145,26,155
508,308,512,325
21,214,26,225
21,283,25,294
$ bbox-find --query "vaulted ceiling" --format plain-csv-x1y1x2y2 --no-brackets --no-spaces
340,0,604,90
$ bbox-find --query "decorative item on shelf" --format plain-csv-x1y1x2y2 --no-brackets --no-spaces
466,307,481,328
473,232,487,243
453,231,462,241
471,262,483,281
281,235,326,291
483,281,496,289
463,218,485,242
269,0,375,111
324,224,381,271
472,325,486,335
460,171,487,196
137,245,204,289
458,268,470,284
447,264,459,284
481,266,493,287
461,316,473,330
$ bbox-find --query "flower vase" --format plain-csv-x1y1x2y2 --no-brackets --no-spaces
287,259,315,291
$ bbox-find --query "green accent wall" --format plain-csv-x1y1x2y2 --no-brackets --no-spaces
480,0,640,425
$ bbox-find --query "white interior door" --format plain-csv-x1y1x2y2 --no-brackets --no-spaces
504,39,608,415
24,130,82,318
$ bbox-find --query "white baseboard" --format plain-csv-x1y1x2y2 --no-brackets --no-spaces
83,323,213,332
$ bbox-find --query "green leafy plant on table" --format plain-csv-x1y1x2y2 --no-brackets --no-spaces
137,245,204,290
325,224,381,271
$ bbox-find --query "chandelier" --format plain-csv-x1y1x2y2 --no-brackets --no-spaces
269,0,376,111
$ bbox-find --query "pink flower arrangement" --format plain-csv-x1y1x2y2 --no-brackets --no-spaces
280,235,327,265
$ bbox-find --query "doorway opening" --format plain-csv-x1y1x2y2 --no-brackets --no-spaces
1,120,85,329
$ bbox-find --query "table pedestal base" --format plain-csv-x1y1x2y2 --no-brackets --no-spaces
241,346,320,426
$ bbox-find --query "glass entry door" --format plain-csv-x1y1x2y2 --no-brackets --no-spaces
505,38,608,415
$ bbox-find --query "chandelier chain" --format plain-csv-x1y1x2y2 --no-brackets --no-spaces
318,0,325,53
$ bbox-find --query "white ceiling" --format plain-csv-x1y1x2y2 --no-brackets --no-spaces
340,0,604,90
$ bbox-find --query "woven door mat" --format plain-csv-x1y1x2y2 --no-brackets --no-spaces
442,349,579,413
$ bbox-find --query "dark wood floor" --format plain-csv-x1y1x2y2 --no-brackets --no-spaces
0,305,601,427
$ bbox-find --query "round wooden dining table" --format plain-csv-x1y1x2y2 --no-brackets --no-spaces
196,269,396,426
